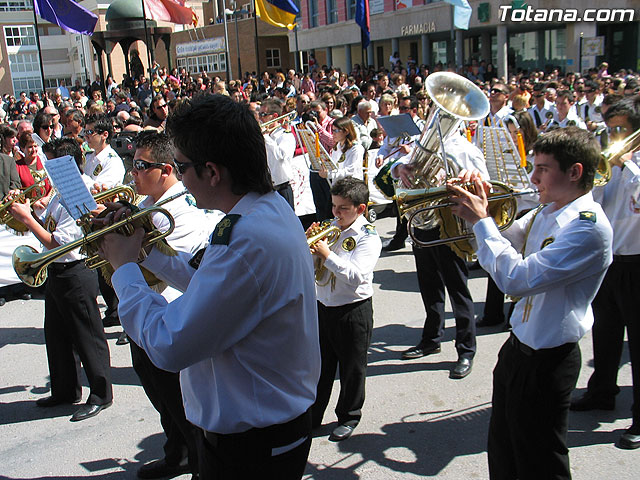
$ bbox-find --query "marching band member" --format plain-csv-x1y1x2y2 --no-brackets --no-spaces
128,131,222,478
394,127,488,379
449,127,612,479
8,137,113,422
98,94,320,479
83,114,126,329
259,99,296,209
309,177,381,442
548,91,587,130
571,96,640,450
320,117,364,184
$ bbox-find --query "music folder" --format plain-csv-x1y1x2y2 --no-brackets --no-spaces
43,155,97,220
376,114,421,139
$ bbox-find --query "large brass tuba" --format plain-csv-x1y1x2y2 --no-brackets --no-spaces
594,128,640,186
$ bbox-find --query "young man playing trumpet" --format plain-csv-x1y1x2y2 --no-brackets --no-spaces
9,137,113,422
127,131,223,479
448,127,613,479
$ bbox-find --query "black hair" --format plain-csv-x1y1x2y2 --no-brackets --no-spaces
135,130,174,165
166,93,273,195
261,98,283,115
85,114,114,141
603,95,640,131
330,177,369,207
42,137,84,170
400,95,419,110
556,90,575,103
33,111,53,134
532,127,599,190
66,109,85,127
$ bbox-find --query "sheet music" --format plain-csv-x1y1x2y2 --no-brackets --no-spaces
43,155,97,220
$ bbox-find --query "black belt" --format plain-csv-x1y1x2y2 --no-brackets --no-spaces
274,181,290,190
508,333,576,357
613,254,640,264
48,260,83,272
204,408,311,451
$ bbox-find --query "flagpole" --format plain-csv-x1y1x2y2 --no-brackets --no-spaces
140,0,153,86
252,0,260,77
31,6,47,95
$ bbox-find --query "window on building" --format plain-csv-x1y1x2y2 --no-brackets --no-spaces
266,49,281,68
0,1,30,11
177,53,227,75
432,40,448,65
44,77,72,89
4,26,36,47
347,0,356,19
309,0,318,27
326,0,338,23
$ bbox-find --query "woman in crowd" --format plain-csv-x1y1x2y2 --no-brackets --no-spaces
15,132,51,197
319,116,365,184
0,124,20,160
32,111,54,149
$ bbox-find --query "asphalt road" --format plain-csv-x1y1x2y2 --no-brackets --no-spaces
0,216,637,479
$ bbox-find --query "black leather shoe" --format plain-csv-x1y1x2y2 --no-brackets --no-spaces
382,239,406,252
401,345,441,360
570,393,615,411
329,424,356,442
137,458,190,479
619,427,640,450
36,395,81,407
70,401,112,422
450,358,473,379
476,316,505,327
0,297,5,307
20,292,31,300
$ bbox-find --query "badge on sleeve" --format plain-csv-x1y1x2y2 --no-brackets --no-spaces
211,214,241,245
188,247,206,270
579,211,596,223
44,214,56,233
362,224,377,235
540,237,555,249
93,164,103,176
342,237,356,251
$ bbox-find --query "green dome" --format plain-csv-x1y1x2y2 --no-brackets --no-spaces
105,0,144,22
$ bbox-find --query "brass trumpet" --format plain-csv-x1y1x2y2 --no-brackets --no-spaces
0,173,49,234
260,110,297,134
594,128,640,186
12,190,187,287
306,221,341,248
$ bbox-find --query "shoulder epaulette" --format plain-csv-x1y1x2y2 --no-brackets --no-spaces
362,224,377,235
211,214,241,245
579,211,596,223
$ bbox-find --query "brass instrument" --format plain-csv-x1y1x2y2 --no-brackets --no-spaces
594,128,640,186
12,190,187,287
395,73,529,256
0,172,49,234
293,121,337,173
260,110,297,134
306,220,342,285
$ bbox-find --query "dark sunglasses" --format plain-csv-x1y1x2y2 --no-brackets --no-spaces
133,159,166,171
173,158,198,175
607,126,629,135
491,88,507,95
41,124,53,130
398,106,411,111
83,129,101,135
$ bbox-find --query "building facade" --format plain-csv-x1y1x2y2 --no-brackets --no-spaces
291,0,640,77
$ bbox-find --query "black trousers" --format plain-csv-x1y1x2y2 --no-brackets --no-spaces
309,171,332,222
587,257,640,426
275,182,295,210
44,262,112,405
390,203,408,243
412,228,476,359
312,298,373,427
488,335,580,480
97,268,119,318
483,274,507,322
197,409,312,479
129,341,199,473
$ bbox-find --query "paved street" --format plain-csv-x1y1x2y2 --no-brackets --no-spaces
0,216,637,479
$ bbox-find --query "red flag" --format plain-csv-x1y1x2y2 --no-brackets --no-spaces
144,0,198,26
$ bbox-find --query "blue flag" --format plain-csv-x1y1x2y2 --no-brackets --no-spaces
355,0,370,48
34,0,98,36
443,0,472,30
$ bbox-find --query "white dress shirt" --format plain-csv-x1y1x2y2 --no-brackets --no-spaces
473,192,613,350
328,144,365,184
316,215,382,307
264,126,295,186
138,181,224,301
111,191,321,434
84,145,126,188
549,111,587,130
592,151,640,255
528,100,556,128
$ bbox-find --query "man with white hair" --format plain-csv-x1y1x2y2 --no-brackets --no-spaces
351,101,376,150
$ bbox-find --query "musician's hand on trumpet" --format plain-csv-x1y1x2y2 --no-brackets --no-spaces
6,193,33,223
308,228,331,259
448,169,492,225
98,226,146,270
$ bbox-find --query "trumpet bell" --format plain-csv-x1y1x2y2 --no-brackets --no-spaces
13,245,48,287
595,128,640,186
